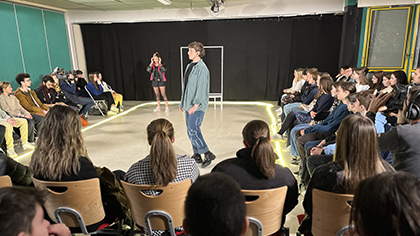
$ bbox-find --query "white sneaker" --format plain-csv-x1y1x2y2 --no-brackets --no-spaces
153,107,161,112
165,107,169,112
110,106,119,113
7,148,18,158
107,110,117,116
271,133,283,140
276,107,283,114
22,142,35,150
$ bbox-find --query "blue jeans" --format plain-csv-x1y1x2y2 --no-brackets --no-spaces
290,123,310,157
283,103,305,119
185,111,209,154
78,97,95,116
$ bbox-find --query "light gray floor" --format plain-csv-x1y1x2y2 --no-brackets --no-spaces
17,100,304,235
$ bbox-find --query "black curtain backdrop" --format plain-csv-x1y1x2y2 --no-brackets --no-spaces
81,15,343,101
339,4,363,69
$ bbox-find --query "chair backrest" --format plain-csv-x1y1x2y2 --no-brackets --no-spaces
0,175,12,188
32,177,105,227
312,188,354,236
121,179,191,231
242,186,288,236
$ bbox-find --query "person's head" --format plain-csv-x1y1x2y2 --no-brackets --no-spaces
340,65,350,75
353,68,370,85
242,120,276,178
391,70,408,85
302,68,309,81
152,52,161,64
344,93,357,113
382,73,392,88
345,67,353,77
0,186,50,236
30,105,86,180
183,172,248,236
294,68,304,82
404,86,420,124
0,81,12,95
88,73,100,91
372,71,385,91
315,76,333,99
75,70,83,78
336,81,356,101
146,118,177,186
41,75,55,89
49,74,59,84
306,68,319,84
334,115,386,193
15,73,31,87
331,81,340,98
352,172,420,236
354,91,374,114
413,67,420,84
188,41,205,61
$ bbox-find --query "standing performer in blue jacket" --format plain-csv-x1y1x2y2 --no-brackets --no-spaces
179,41,216,168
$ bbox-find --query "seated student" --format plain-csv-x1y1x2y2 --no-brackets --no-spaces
30,106,126,232
74,70,89,97
59,72,94,122
14,73,49,117
125,118,199,236
277,68,306,112
351,172,420,236
34,75,76,109
335,65,349,81
298,115,394,234
352,67,370,92
86,72,119,114
0,186,71,236
183,172,249,236
378,86,420,178
412,67,420,86
371,71,384,94
212,120,298,228
0,108,34,157
294,81,355,160
282,68,319,119
97,72,124,112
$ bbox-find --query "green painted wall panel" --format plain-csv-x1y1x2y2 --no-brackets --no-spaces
0,2,24,89
43,10,71,71
15,5,51,86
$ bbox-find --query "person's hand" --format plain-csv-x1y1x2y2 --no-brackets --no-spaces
291,90,296,94
48,223,71,236
179,107,184,112
310,147,324,156
309,120,314,126
43,110,48,115
389,112,398,117
283,89,287,93
112,91,116,94
290,95,295,98
24,114,32,119
188,104,199,115
151,57,154,63
367,92,393,113
7,118,16,126
300,129,305,136
317,139,326,147
310,111,317,118
158,58,162,64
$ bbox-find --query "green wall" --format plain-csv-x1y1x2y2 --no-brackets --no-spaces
0,2,71,90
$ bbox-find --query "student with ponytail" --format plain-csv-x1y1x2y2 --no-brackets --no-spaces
212,120,298,227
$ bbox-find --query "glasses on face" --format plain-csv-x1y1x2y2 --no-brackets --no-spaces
24,79,31,83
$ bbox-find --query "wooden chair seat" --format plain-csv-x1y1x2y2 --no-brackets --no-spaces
0,175,12,188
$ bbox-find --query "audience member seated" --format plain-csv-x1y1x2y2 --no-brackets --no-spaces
412,67,420,86
277,68,306,112
298,115,394,234
378,86,420,178
183,172,249,236
97,72,124,112
59,72,94,121
0,147,32,186
352,67,370,92
212,120,298,228
14,73,49,117
29,106,127,232
34,75,77,109
86,72,119,114
0,186,71,236
351,172,420,236
335,65,349,81
125,118,199,236
282,68,319,119
342,67,353,82
370,70,384,94
294,81,355,161
0,108,34,157
74,70,89,97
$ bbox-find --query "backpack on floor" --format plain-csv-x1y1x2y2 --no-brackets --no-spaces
88,102,107,116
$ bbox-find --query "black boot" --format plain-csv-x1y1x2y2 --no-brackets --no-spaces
192,153,202,163
202,151,216,168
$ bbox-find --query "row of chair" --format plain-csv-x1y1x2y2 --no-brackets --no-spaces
0,175,353,236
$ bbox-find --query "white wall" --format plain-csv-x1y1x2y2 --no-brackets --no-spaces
67,0,345,24
358,0,420,7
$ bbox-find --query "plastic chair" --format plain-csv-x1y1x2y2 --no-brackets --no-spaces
0,175,12,188
32,177,122,235
311,189,354,236
121,179,191,236
84,86,106,116
242,186,288,236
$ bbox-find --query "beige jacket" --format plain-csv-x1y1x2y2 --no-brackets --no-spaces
0,93,31,117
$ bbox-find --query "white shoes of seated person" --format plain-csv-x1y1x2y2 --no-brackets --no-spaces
110,106,119,113
7,148,18,158
22,142,35,150
107,110,117,116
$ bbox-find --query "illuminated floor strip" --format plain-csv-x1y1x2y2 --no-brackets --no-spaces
15,101,285,166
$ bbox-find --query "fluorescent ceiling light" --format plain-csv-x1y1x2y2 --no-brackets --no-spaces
156,0,172,5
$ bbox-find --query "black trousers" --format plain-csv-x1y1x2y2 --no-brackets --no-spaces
93,92,114,110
